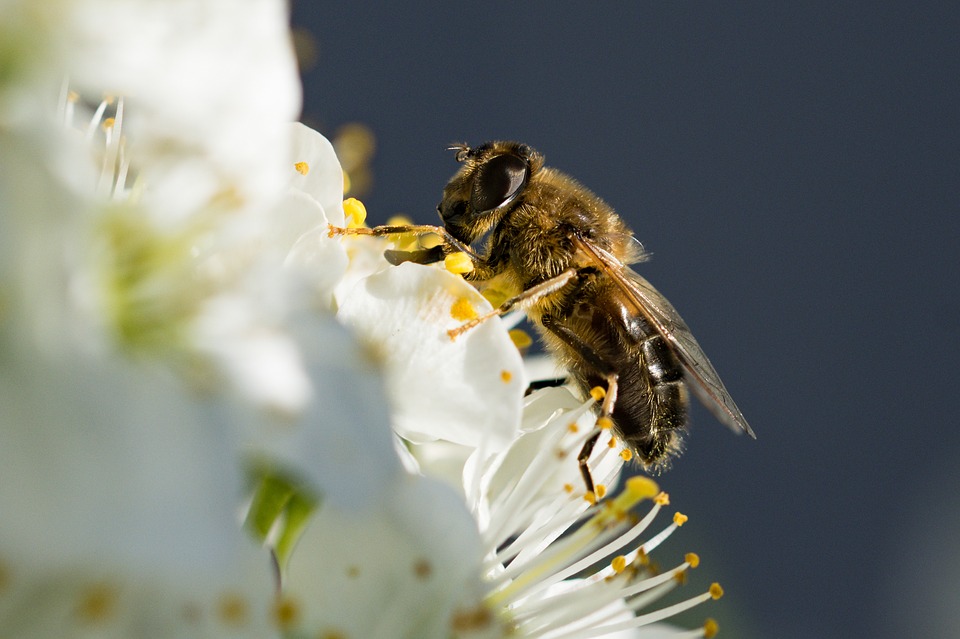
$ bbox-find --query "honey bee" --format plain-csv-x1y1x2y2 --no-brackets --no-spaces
331,141,754,494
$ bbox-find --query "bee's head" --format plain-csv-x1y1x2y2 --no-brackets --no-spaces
437,141,544,244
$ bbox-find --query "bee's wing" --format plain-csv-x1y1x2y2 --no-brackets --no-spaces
572,236,755,438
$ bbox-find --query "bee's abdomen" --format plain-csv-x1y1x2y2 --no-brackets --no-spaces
610,335,689,468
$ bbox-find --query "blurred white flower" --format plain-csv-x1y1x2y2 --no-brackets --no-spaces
0,1,732,636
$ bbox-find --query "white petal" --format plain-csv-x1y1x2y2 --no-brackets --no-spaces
284,474,497,639
337,262,527,451
236,312,401,509
287,122,345,226
0,350,247,582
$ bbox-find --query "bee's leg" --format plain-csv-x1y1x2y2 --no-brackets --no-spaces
327,223,482,263
448,267,588,340
524,377,569,395
383,245,445,266
540,314,623,498
577,432,601,495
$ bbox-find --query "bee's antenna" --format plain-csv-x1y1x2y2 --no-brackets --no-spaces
447,142,471,162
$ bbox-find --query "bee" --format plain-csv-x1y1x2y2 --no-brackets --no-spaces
331,141,754,494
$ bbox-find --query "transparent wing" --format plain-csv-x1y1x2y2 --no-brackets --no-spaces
572,236,755,438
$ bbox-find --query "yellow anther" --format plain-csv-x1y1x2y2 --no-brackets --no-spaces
343,197,367,227
709,583,724,600
589,386,606,401
673,570,688,585
584,491,597,505
217,592,249,627
703,618,720,638
563,483,575,494
610,555,627,573
595,484,607,499
413,558,432,579
482,287,510,307
508,328,533,349
608,436,618,448
444,251,474,274
450,297,478,321
654,491,670,506
673,512,688,526
76,583,118,623
624,476,659,501
293,161,309,175
636,548,650,566
102,117,115,130
386,214,413,226
420,232,443,248
596,416,614,430
272,595,301,630
685,552,700,568
568,422,579,433
620,449,633,461
500,370,512,383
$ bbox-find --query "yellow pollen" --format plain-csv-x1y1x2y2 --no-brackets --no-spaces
654,491,670,506
500,369,512,383
596,416,614,430
508,328,533,349
611,555,627,573
608,436,617,448
343,197,367,227
673,512,688,526
217,592,249,627
584,491,597,505
685,552,701,568
450,297,478,321
451,605,494,631
620,449,633,461
636,548,650,566
75,583,118,623
589,386,606,401
709,583,725,600
563,483,575,494
272,596,301,630
420,232,443,249
413,558,433,579
101,117,115,130
444,251,474,274
595,484,607,499
625,476,659,500
293,161,309,175
567,423,579,434
482,287,510,307
703,618,720,638
386,214,413,226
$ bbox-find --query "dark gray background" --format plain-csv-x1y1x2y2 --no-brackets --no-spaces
292,3,959,638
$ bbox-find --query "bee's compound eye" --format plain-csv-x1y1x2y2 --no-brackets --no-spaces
472,153,529,213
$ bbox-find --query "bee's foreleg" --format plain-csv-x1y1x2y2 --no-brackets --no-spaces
448,267,585,340
327,223,481,262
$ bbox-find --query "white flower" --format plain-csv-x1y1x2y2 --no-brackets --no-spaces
325,228,728,637
338,261,528,451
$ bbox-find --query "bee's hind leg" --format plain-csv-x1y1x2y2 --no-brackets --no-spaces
541,314,622,500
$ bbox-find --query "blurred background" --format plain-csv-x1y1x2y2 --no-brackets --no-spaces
292,3,959,638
